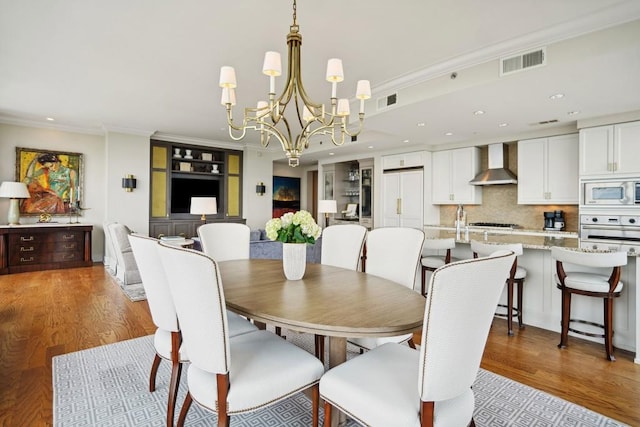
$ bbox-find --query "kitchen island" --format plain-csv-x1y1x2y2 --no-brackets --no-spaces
423,224,637,362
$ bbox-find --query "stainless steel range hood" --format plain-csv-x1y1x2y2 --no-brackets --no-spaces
469,143,517,185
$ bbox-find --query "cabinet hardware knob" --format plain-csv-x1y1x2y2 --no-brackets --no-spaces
21,236,34,242
63,235,75,240
20,257,34,262
20,246,34,252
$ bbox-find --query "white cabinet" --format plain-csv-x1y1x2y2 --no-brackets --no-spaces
382,151,424,170
382,169,423,228
517,134,579,204
579,121,640,177
432,147,482,204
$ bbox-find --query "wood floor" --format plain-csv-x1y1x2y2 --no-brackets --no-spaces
0,265,638,427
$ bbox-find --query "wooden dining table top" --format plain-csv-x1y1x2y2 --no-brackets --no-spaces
218,259,426,339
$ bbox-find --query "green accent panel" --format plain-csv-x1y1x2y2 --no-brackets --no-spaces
151,171,167,218
227,175,240,216
152,146,167,169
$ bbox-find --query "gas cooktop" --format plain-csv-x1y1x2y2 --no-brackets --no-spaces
468,222,519,229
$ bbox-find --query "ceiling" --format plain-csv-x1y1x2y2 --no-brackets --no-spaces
1,1,640,166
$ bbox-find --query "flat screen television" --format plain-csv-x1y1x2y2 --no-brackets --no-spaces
170,176,222,216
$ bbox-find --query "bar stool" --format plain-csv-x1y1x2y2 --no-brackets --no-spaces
420,237,458,296
471,240,526,335
551,247,627,361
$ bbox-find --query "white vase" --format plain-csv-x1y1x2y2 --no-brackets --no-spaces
282,243,306,280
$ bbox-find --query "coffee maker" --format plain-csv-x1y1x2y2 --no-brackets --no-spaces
544,210,565,231
544,212,555,230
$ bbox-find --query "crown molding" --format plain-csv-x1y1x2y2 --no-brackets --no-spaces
102,124,155,137
0,116,104,136
151,132,243,150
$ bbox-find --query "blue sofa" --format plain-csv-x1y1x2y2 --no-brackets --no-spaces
249,229,322,264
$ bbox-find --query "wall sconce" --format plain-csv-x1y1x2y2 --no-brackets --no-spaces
256,182,266,196
122,174,137,192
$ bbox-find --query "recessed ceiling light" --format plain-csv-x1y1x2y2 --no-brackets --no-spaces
402,139,409,143
498,123,508,127
567,110,580,116
473,110,485,115
46,117,55,121
549,93,564,100
367,145,373,149
416,122,426,127
444,132,453,136
329,152,335,156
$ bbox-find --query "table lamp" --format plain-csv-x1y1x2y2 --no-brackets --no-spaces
190,197,217,221
0,181,31,225
318,199,337,228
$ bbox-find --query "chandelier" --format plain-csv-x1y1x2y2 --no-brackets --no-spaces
218,0,371,167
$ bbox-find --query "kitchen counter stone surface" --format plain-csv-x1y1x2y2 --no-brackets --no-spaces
423,224,579,250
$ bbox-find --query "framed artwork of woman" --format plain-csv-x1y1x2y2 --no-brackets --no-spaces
16,147,84,216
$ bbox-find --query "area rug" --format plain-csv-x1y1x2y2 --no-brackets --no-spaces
53,331,627,427
108,274,146,302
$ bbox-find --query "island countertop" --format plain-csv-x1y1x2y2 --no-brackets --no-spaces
423,224,579,250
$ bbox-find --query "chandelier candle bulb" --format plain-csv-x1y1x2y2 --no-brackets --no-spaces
356,80,371,113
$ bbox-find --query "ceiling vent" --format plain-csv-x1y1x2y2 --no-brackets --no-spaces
500,47,546,76
537,119,558,125
377,93,398,110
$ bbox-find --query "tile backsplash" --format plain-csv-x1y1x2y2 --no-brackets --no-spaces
439,143,578,232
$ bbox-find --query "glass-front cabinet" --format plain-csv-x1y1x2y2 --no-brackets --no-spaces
359,159,373,229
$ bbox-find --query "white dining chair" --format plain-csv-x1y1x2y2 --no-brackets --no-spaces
321,224,367,271
349,227,424,351
316,224,368,361
197,222,251,261
320,250,516,427
551,246,627,361
470,240,527,335
129,234,257,427
156,242,325,427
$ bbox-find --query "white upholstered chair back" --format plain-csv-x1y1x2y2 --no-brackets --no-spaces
470,240,523,257
422,237,456,252
108,223,141,285
157,243,231,374
197,223,250,261
321,224,367,271
418,251,515,401
551,247,628,269
366,227,425,289
128,234,179,332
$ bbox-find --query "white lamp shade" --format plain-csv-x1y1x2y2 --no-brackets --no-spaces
326,58,344,83
219,66,237,88
262,51,282,77
318,199,337,214
337,99,350,116
0,181,30,199
356,80,371,99
190,197,217,215
220,87,236,106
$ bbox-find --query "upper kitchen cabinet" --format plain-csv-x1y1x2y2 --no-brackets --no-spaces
382,151,424,170
517,134,578,204
432,147,482,205
579,121,640,177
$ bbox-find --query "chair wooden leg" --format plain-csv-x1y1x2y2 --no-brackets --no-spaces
311,384,319,427
421,266,427,296
216,373,230,427
420,401,434,427
516,279,524,328
167,358,182,427
558,289,571,349
604,297,616,361
176,392,192,427
408,337,416,349
506,279,514,336
149,353,162,392
323,401,332,427
315,335,325,363
469,418,476,427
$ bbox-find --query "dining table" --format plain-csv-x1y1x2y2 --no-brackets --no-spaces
218,259,426,425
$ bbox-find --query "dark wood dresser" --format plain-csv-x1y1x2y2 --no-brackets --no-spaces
0,224,93,274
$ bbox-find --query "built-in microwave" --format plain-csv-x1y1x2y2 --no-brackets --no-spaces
583,180,640,205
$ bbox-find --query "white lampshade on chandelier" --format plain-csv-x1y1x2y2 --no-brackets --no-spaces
219,0,371,167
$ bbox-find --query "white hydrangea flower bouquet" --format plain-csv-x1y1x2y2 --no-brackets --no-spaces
265,210,322,244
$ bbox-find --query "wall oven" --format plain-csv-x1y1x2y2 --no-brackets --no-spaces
583,180,640,206
580,214,640,255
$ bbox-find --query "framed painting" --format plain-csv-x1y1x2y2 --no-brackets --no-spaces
15,147,84,216
272,176,301,218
